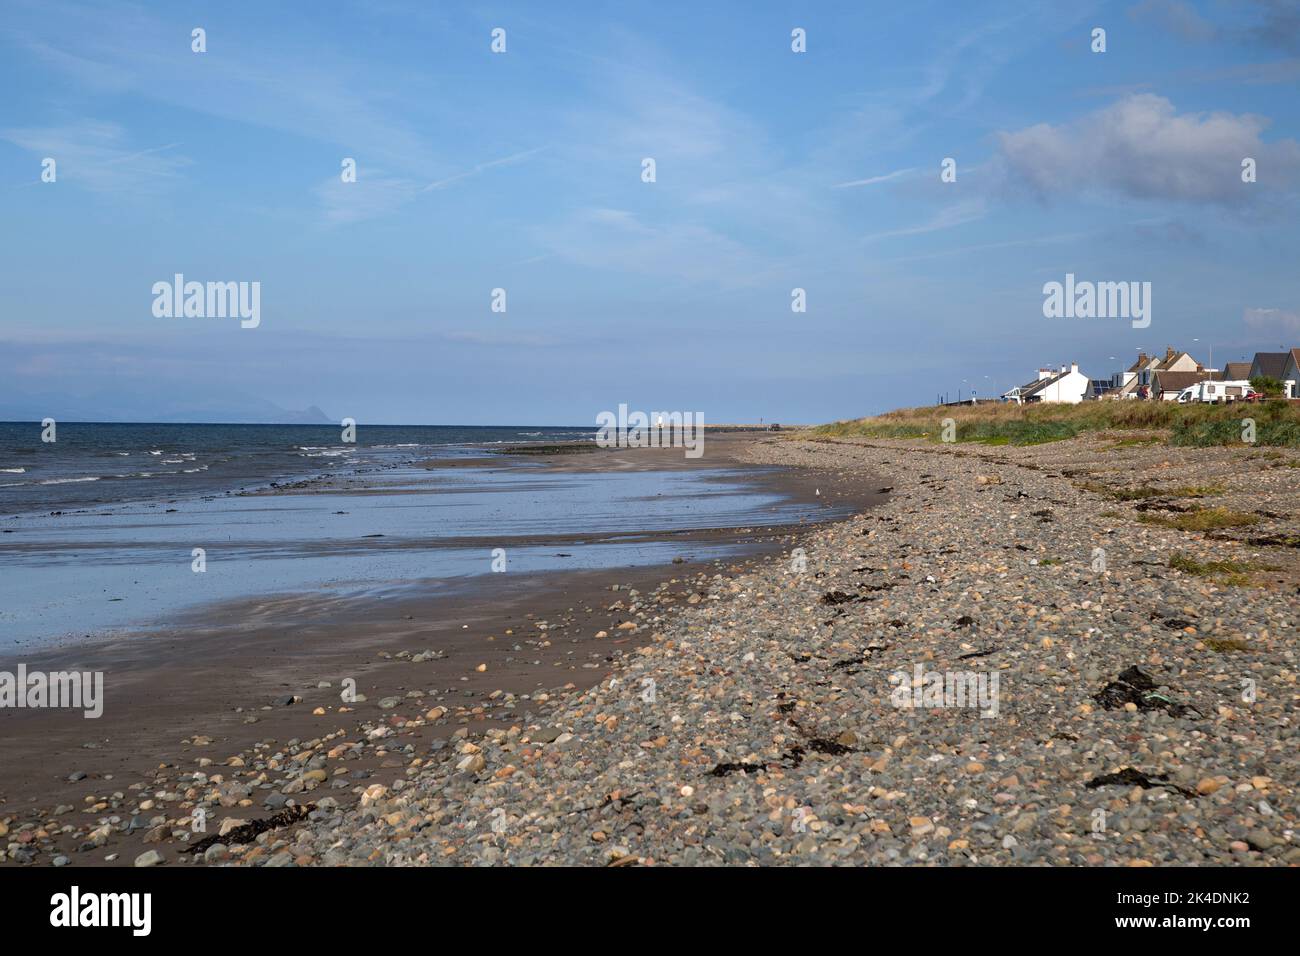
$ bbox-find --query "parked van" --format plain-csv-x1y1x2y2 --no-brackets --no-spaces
1176,380,1257,404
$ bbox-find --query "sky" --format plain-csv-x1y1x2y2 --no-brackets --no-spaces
2,0,1298,424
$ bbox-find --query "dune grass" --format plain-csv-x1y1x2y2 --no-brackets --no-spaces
814,400,1300,447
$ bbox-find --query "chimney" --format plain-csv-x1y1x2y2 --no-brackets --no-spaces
1136,351,1148,365
1070,362,1079,373
1059,365,1067,374
1165,346,1176,361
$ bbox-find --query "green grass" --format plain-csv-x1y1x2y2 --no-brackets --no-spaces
816,400,1300,448
1137,507,1261,532
1170,412,1300,448
1169,552,1256,586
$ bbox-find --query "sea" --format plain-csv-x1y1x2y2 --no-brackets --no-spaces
0,422,594,515
0,422,829,649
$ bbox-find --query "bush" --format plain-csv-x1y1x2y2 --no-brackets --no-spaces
1250,375,1284,397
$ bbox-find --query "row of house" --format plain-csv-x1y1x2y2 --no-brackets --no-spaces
1002,347,1300,404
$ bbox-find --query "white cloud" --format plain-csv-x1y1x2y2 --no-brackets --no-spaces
1243,307,1300,336
996,94,1300,202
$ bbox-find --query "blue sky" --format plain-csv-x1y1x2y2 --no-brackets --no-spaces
2,0,1298,423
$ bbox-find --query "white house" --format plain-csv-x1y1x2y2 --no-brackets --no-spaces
1115,348,1204,399
1003,363,1091,404
1284,349,1300,399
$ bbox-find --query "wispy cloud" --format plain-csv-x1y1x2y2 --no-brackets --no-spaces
882,229,1091,263
315,171,421,225
861,200,986,242
314,146,549,223
833,167,917,189
0,120,190,193
8,0,451,178
419,146,549,193
535,207,767,287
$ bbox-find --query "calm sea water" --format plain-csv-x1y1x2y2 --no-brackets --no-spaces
0,422,593,515
0,422,834,649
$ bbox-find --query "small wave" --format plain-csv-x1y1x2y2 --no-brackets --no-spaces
40,476,100,485
0,468,26,474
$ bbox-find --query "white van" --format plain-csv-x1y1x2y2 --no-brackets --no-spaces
1176,380,1257,404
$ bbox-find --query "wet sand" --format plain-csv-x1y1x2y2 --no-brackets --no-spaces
0,433,886,866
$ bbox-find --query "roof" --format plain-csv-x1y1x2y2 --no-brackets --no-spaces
1019,366,1081,395
1014,369,1067,398
1152,370,1211,393
1223,362,1253,381
1252,352,1289,379
1154,350,1194,371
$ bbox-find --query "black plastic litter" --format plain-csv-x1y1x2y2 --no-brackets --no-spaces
1094,665,1201,718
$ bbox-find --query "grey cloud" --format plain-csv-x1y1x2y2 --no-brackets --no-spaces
1129,0,1300,52
1128,0,1217,41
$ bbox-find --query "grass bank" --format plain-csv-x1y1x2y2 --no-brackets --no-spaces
815,400,1300,447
